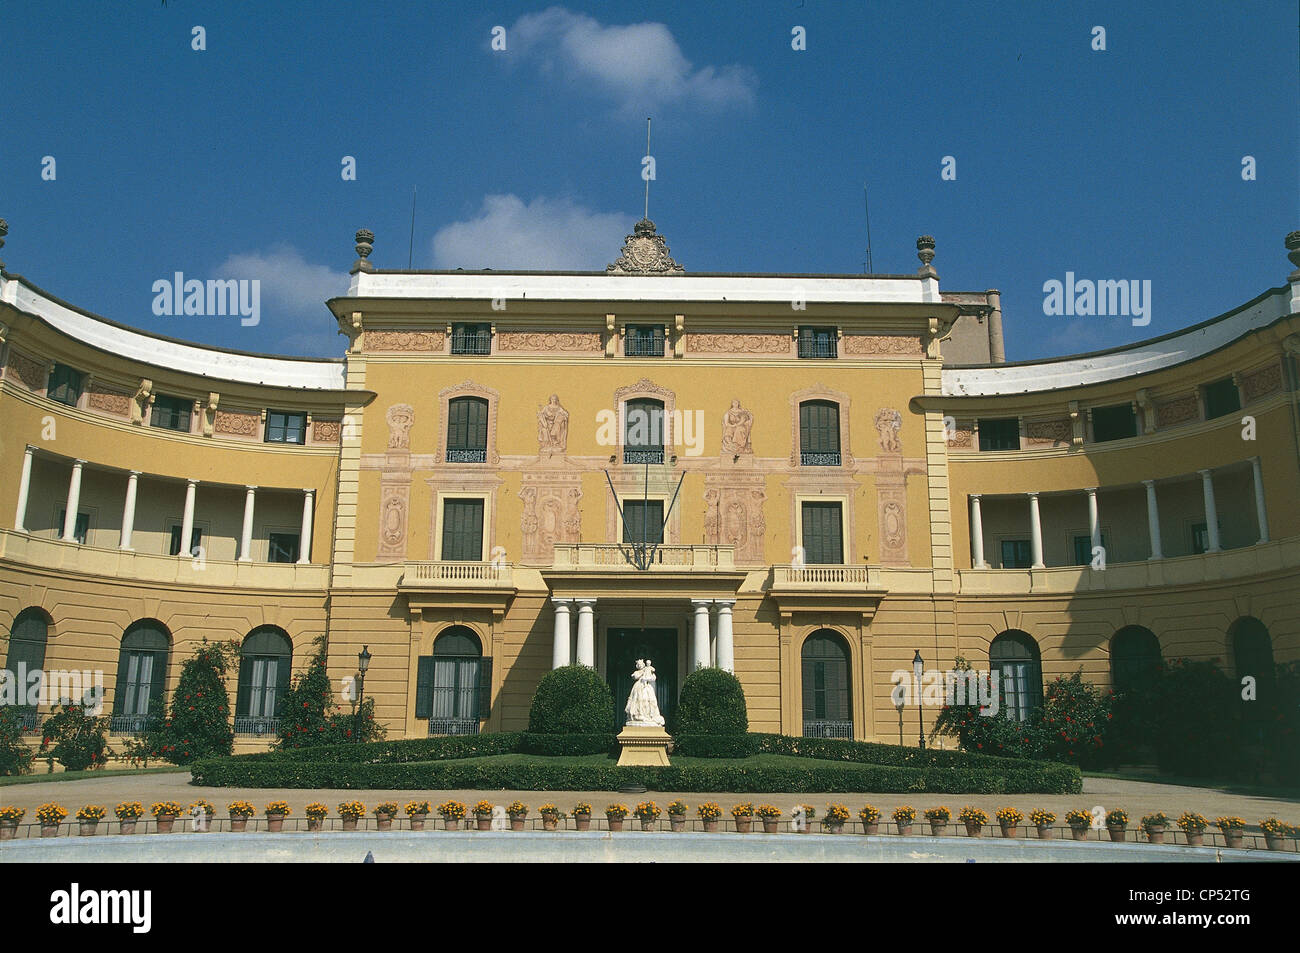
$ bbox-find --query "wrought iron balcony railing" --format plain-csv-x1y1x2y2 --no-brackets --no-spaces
803,720,853,739
427,717,481,736
234,716,281,737
624,336,665,357
450,334,491,355
799,450,841,466
798,339,838,359
623,447,665,465
446,448,488,463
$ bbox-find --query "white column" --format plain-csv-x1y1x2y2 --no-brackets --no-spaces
62,460,86,541
1142,479,1162,559
551,599,572,669
180,479,197,556
714,600,735,673
1085,487,1101,556
14,446,34,533
1198,469,1220,553
1251,457,1269,543
1027,492,1045,569
297,489,314,564
691,599,712,670
575,600,596,667
237,486,256,561
120,471,140,551
969,494,987,568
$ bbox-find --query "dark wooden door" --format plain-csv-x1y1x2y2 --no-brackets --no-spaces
606,628,677,727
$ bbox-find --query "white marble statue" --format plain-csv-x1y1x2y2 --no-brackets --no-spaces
625,659,665,727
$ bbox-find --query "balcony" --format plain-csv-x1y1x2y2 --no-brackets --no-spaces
398,561,516,614
445,448,487,463
623,447,665,465
799,451,841,467
624,332,665,357
772,564,878,587
767,563,886,619
450,331,491,355
552,544,735,571
797,339,838,359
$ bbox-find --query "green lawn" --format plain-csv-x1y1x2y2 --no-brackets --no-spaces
0,766,188,787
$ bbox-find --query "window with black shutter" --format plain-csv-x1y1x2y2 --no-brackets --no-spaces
265,411,307,444
799,400,840,465
1000,539,1032,568
111,622,170,734
977,418,1020,451
441,498,485,561
1204,378,1240,420
5,609,49,732
797,327,837,359
421,627,483,735
450,323,491,355
47,365,84,406
622,500,665,545
446,397,489,462
268,532,300,563
151,395,192,433
990,631,1043,722
800,501,843,564
168,524,203,557
1110,626,1161,695
623,398,664,464
625,325,665,357
235,627,292,736
1091,404,1138,442
56,509,90,545
802,631,851,738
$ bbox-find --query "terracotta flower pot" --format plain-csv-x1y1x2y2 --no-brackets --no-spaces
341,817,359,832
156,816,176,834
79,821,99,836
1222,831,1243,849
443,817,460,831
0,821,17,840
1107,825,1126,842
734,817,752,833
1144,826,1165,844
307,817,323,832
762,818,780,834
409,815,426,831
476,816,492,831
40,825,59,838
896,822,913,836
861,822,879,835
509,817,526,831
607,816,624,832
375,813,393,831
825,821,844,834
230,817,249,832
929,820,947,836
1184,831,1203,847
702,819,719,833
638,818,656,832
542,816,559,831
574,813,591,831
1264,833,1285,851
965,821,984,837
266,813,285,833
1036,824,1053,840
670,817,686,832
999,823,1018,839
1069,824,1089,840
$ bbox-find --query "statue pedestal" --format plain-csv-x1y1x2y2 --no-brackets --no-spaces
616,725,671,767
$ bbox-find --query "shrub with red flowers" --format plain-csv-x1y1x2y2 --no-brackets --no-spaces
150,641,236,765
274,636,385,749
0,705,35,776
39,705,111,771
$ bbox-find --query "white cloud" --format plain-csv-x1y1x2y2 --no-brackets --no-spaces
508,6,756,111
432,194,630,270
217,244,348,315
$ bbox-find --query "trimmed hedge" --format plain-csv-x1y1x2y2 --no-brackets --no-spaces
673,734,759,758
518,733,617,757
672,668,749,735
528,666,616,734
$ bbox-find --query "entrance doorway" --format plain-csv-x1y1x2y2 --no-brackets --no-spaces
606,628,677,728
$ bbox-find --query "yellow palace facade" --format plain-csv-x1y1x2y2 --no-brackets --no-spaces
2,222,1298,751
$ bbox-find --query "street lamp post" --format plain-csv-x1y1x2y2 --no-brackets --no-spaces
354,645,371,743
913,650,926,749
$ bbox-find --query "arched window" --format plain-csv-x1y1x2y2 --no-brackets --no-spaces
235,627,292,736
1110,626,1162,695
5,609,50,731
446,397,489,463
624,398,665,464
799,400,841,466
1230,617,1274,706
990,631,1042,722
111,621,171,734
802,630,851,738
415,626,489,736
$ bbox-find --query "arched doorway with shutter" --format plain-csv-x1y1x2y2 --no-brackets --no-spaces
414,626,489,736
801,629,852,738
990,630,1042,722
5,608,51,732
111,620,171,735
1109,626,1161,695
235,626,292,737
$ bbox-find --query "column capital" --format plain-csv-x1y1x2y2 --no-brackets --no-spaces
1026,490,1039,499
128,470,142,477
245,484,258,491
969,492,982,501
72,459,87,467
574,598,596,608
1141,478,1156,488
302,488,314,497
24,444,36,454
1197,468,1213,478
691,598,713,609
550,597,573,607
1084,486,1098,495
186,477,199,486
712,599,736,608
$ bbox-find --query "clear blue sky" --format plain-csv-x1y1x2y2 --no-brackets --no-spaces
2,1,1296,360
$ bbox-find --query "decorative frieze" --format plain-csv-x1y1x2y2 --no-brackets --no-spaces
377,480,411,562
702,477,767,566
385,404,415,450
873,407,902,453
86,384,131,416
214,409,259,436
1156,394,1200,428
1024,418,1071,448
312,418,342,443
366,330,445,352
1241,363,1282,403
498,331,601,352
5,350,46,390
842,334,923,356
520,473,583,564
684,333,789,354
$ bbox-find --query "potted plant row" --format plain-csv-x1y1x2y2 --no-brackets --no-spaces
697,802,721,833
924,806,950,836
403,801,430,831
0,806,24,839
959,806,989,837
228,801,255,831
438,800,467,830
151,801,182,834
189,800,215,831
755,804,781,834
859,805,881,835
667,800,689,832
306,803,329,832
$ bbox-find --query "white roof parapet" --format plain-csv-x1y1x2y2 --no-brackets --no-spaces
941,286,1292,396
1,274,346,390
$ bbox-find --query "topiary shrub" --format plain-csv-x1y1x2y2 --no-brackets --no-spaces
151,640,236,764
671,668,748,737
528,666,615,734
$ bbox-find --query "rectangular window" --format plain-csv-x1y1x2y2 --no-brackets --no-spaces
799,401,841,466
624,325,665,357
1191,521,1222,555
1091,404,1138,442
1072,533,1108,566
268,532,300,563
265,411,307,444
1204,378,1241,420
623,399,665,463
47,364,83,406
55,509,90,545
800,501,844,564
1000,539,1032,569
977,418,1020,451
151,395,192,433
797,327,838,359
450,323,491,355
446,398,489,462
168,525,203,557
622,499,665,545
441,499,485,561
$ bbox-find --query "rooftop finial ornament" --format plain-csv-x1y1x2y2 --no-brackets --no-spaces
916,235,937,279
352,228,375,274
607,219,684,276
1286,230,1300,281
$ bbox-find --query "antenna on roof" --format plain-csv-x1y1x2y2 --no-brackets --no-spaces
643,118,652,220
863,183,874,274
407,186,417,269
